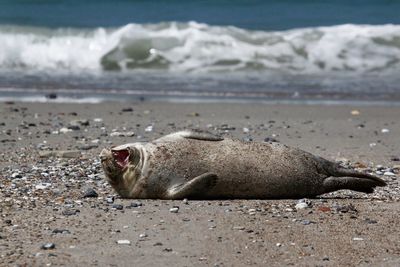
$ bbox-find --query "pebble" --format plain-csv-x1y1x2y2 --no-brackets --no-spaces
59,127,73,133
70,119,89,127
384,171,396,176
93,118,103,122
352,237,364,241
35,183,51,190
11,172,22,179
145,125,153,132
62,209,79,216
82,188,98,198
364,218,378,224
52,229,71,234
381,128,390,133
295,199,312,210
41,243,55,250
139,233,147,238
110,131,135,137
117,240,131,245
333,204,357,213
169,206,179,213
112,204,124,210
106,196,114,204
301,220,315,225
127,201,142,208
264,137,279,143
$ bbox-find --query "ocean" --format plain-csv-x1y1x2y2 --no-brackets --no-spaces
0,0,400,103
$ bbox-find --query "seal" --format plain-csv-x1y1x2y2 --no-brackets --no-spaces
100,130,386,199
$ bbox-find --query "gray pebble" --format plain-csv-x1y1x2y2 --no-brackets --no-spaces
112,204,124,210
83,188,98,198
169,206,179,213
41,243,55,250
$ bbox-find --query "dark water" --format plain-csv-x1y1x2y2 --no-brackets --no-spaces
0,0,400,102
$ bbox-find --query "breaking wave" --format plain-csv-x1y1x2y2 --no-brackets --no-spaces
0,22,399,74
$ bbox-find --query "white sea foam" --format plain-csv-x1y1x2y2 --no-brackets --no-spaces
0,22,399,73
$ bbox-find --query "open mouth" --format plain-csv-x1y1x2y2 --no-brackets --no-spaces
112,149,130,168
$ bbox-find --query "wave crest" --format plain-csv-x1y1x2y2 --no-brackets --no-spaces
0,22,399,73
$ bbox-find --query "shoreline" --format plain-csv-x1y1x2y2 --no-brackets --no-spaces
1,101,399,266
2,89,400,106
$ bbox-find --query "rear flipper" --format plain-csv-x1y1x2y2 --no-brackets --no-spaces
166,172,218,199
322,166,387,194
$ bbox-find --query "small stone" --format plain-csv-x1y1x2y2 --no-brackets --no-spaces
11,172,22,179
242,136,253,142
390,156,400,162
169,206,179,213
106,196,114,204
35,183,51,190
139,233,147,238
128,201,142,208
110,131,135,137
317,206,331,212
52,229,71,234
364,218,378,224
276,243,282,247
117,240,131,245
70,119,89,127
145,125,153,132
351,110,360,115
67,125,80,131
264,137,279,143
153,242,163,246
59,127,72,133
163,248,173,252
93,118,103,122
242,127,250,133
333,204,357,213
121,107,133,112
383,171,395,176
112,204,124,210
295,198,311,210
183,198,189,204
233,226,245,230
41,243,55,250
323,256,330,261
381,128,390,133
301,220,314,225
82,188,98,198
352,237,364,241
62,209,78,216
295,202,309,210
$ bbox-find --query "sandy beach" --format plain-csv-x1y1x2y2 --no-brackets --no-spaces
0,101,399,266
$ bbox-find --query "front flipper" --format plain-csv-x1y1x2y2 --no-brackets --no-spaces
167,172,218,199
154,130,223,143
182,130,224,141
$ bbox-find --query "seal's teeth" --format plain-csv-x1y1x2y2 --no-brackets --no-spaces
112,149,130,168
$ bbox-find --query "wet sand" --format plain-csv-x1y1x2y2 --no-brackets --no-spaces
0,101,399,266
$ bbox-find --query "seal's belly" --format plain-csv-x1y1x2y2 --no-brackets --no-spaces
146,139,323,198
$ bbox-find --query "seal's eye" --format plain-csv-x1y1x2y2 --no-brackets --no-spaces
112,149,130,168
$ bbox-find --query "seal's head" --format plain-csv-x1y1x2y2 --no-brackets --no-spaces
100,144,141,197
